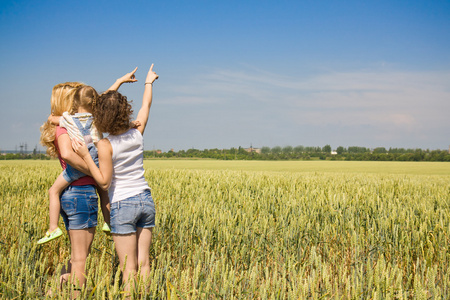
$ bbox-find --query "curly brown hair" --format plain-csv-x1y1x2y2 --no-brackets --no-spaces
93,90,133,135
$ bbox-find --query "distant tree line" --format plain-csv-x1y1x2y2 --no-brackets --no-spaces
3,145,449,162
143,145,450,162
0,152,49,160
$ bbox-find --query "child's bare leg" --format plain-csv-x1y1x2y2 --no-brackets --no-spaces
48,173,70,231
97,188,110,224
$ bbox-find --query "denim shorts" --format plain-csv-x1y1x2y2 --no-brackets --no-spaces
110,190,156,234
60,185,98,230
62,144,98,183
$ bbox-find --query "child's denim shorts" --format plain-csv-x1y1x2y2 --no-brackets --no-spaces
62,144,98,183
60,185,98,230
110,189,156,234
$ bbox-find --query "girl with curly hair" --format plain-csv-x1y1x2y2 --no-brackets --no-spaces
73,64,159,293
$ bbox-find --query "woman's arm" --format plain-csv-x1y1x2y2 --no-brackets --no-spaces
107,67,138,91
57,133,92,175
135,64,159,135
72,139,113,190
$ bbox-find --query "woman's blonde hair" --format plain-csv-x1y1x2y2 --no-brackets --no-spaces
40,82,85,157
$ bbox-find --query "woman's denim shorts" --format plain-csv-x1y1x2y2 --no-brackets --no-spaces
110,189,156,234
60,185,98,230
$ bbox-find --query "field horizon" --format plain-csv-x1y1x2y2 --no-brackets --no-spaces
143,159,450,175
2,159,448,175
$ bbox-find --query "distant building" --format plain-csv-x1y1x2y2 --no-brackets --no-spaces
244,146,261,154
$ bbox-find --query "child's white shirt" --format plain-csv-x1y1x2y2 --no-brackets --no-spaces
59,112,103,144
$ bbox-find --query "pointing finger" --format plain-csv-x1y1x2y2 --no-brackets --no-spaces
149,64,154,72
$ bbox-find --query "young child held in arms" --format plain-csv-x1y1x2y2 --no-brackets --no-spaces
37,85,110,244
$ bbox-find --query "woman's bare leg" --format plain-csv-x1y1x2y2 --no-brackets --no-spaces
112,233,138,293
136,227,153,279
68,228,95,288
60,259,72,289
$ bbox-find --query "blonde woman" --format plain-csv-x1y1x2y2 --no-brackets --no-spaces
40,81,98,289
40,69,137,290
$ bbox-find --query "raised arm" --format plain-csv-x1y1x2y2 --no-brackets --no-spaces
135,64,159,135
107,67,138,91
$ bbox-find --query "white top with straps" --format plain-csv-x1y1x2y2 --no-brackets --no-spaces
106,129,150,203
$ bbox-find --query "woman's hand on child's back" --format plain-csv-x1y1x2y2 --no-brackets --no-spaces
130,120,141,129
72,139,90,159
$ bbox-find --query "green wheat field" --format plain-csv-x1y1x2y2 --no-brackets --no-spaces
1,160,449,299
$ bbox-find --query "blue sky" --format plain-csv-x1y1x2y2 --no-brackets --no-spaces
1,0,449,152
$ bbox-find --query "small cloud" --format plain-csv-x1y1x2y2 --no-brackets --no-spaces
389,114,415,127
164,96,216,105
11,122,24,131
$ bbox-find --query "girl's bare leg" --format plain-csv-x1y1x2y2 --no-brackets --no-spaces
48,173,70,231
97,188,110,224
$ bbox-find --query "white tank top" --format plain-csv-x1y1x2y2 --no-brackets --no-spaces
106,129,150,203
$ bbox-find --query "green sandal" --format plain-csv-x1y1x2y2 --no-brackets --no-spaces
102,223,111,233
37,227,63,244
